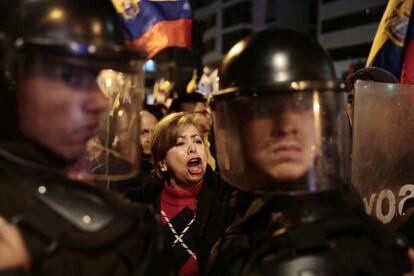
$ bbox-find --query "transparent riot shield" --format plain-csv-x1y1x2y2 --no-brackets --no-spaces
352,80,414,233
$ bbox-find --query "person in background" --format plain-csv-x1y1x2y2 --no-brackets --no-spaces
138,109,159,175
135,112,233,276
110,107,160,197
345,66,398,128
169,93,212,135
343,67,399,172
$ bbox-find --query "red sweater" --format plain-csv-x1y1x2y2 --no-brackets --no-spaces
160,181,203,276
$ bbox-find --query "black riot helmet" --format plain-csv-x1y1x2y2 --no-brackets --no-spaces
211,28,350,195
0,0,145,86
0,0,146,182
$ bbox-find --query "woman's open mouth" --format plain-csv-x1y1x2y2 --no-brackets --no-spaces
187,157,203,174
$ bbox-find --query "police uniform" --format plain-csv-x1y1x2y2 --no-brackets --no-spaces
207,28,411,275
0,0,174,275
0,140,173,276
209,187,409,275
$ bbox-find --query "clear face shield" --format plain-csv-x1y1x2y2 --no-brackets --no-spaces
16,52,144,183
212,90,350,195
70,69,144,183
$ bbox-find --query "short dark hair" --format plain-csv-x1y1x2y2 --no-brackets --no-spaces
143,104,164,121
168,92,206,113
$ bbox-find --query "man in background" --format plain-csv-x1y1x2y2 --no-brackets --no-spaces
110,106,161,197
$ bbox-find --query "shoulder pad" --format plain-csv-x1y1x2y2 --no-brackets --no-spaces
35,184,122,232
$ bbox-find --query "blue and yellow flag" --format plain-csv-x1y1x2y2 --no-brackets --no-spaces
366,0,414,83
112,0,192,59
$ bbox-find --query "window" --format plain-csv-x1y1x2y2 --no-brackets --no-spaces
222,1,252,28
206,14,216,29
328,42,372,61
322,5,386,33
265,0,277,23
205,38,216,52
310,0,318,25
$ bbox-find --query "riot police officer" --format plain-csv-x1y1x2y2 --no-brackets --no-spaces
208,28,410,275
0,0,173,275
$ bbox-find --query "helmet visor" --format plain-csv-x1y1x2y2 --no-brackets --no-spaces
67,68,144,183
15,48,144,183
213,90,350,195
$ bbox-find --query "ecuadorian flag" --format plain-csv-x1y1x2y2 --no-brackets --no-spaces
112,0,192,59
366,0,414,83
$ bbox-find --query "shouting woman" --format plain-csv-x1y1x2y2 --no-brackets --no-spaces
134,112,233,276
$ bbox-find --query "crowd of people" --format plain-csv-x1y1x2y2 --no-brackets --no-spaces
1,0,414,276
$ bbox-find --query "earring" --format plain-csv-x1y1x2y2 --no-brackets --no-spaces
159,162,167,172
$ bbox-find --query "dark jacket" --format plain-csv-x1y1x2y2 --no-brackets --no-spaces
128,166,235,275
208,186,411,276
109,159,155,197
0,140,174,276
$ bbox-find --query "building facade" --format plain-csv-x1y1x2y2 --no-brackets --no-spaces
193,0,317,68
318,0,387,79
193,0,387,79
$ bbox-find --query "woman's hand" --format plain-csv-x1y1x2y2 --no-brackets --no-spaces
0,216,30,271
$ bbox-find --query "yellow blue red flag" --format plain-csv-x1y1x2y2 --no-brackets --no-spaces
366,0,414,83
112,0,192,59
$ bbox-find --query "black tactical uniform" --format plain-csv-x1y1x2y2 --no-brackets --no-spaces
0,0,173,275
209,187,409,275
0,141,171,276
207,29,410,275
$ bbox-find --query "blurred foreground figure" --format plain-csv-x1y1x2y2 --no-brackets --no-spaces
207,28,410,275
0,1,172,275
